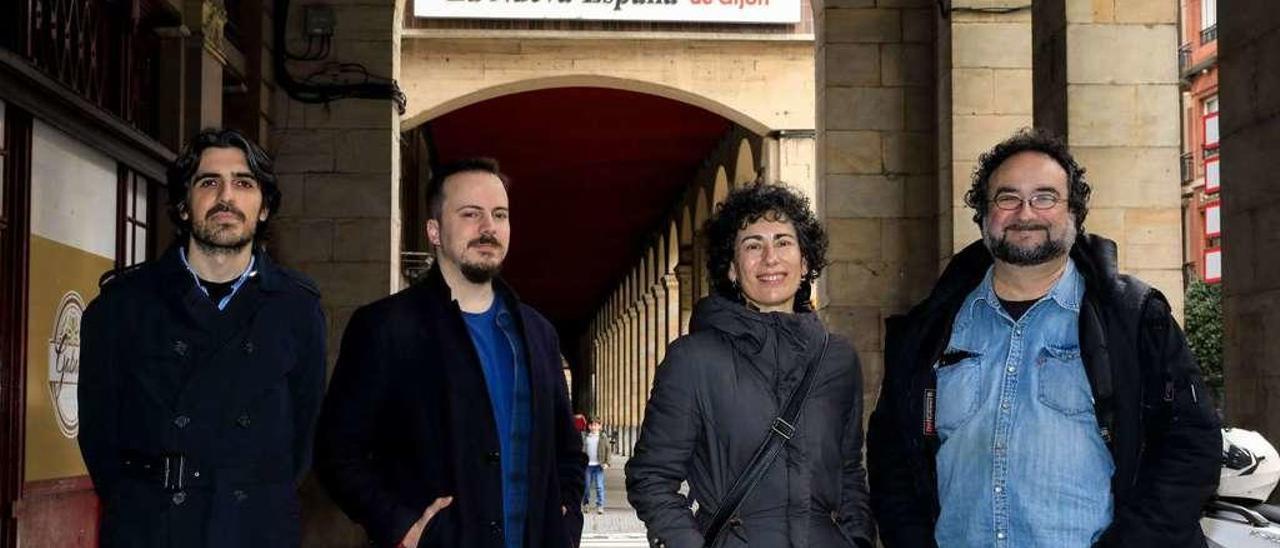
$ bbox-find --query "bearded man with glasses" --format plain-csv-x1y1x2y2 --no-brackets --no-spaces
867,129,1221,548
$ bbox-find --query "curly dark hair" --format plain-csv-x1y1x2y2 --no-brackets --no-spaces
964,128,1091,231
705,182,829,312
166,128,281,244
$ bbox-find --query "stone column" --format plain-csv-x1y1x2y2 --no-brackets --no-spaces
645,295,655,419
1033,0,1183,313
1220,2,1280,450
626,304,639,454
938,5,1033,259
677,260,694,336
817,0,939,413
665,273,682,345
764,131,818,199
638,292,652,442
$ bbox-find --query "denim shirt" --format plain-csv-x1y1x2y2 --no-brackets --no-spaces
934,259,1114,547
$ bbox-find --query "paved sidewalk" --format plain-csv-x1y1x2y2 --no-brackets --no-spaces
580,455,646,537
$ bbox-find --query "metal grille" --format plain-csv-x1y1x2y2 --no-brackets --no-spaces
15,0,161,138
1200,24,1217,45
28,0,113,107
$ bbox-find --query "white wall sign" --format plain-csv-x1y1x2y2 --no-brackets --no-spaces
48,291,84,438
414,0,801,24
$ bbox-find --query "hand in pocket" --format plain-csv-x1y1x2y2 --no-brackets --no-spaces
400,496,454,548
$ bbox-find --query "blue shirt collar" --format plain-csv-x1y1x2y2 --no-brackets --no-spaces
974,257,1084,315
178,246,258,311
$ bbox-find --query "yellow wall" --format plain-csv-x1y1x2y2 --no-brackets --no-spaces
24,235,111,482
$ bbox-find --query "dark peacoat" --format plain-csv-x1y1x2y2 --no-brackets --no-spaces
78,244,327,547
314,265,586,548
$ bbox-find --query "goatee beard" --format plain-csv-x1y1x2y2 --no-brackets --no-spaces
460,261,501,284
983,223,1073,266
191,222,255,255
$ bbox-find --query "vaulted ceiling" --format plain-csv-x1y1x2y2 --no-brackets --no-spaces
427,87,733,339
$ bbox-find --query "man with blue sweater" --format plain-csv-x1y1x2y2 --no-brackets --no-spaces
316,158,586,548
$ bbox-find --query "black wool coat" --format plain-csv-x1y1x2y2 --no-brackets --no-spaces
78,245,327,547
314,265,586,548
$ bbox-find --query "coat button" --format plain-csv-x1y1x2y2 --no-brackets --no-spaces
172,491,187,505
233,489,248,502
243,341,254,354
485,451,500,464
488,521,502,534
172,340,188,357
236,413,251,428
173,415,191,429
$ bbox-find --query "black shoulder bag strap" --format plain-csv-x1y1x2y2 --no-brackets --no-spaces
703,334,831,547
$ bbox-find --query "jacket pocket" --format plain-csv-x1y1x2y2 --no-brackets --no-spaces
934,350,983,434
1036,345,1094,416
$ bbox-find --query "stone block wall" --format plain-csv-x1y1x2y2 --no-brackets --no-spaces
1220,2,1280,456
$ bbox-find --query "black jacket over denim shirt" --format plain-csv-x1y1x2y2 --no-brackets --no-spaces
314,265,585,548
867,234,1221,548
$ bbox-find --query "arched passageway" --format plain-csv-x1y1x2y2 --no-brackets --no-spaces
401,87,772,449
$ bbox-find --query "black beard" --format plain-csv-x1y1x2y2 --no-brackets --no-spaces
191,222,254,255
460,261,501,284
985,226,1069,266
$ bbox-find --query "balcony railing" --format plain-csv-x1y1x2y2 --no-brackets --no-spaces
402,251,435,286
1181,153,1195,184
1201,24,1218,45
2,0,165,140
1178,43,1192,74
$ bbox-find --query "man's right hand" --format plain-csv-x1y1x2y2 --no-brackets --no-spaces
399,496,454,548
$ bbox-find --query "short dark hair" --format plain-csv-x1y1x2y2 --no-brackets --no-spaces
705,182,829,313
964,128,1091,230
166,128,281,242
427,157,511,219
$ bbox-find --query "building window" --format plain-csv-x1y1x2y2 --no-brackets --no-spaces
1205,156,1220,194
1201,0,1217,44
1203,95,1219,151
1204,247,1222,284
118,167,157,267
1205,201,1221,239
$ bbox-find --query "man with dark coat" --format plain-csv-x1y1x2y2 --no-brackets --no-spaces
78,128,327,547
315,158,585,548
867,129,1221,547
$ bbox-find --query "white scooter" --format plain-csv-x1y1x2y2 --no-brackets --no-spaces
1202,428,1280,547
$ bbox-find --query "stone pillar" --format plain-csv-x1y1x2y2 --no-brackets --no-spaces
656,280,670,363
626,304,639,454
665,273,682,345
817,0,939,411
609,321,618,428
1219,2,1280,465
1032,0,1183,314
638,292,652,441
938,5,1033,259
183,0,226,131
677,260,694,336
765,132,818,200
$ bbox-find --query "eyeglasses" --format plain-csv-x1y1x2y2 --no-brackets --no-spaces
991,193,1063,211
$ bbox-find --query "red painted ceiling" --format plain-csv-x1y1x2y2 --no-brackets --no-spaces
428,87,733,339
